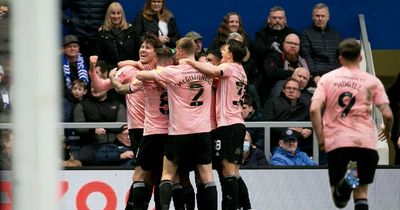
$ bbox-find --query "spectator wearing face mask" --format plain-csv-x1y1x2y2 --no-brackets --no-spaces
242,131,268,166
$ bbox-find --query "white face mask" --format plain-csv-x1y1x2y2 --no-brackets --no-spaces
243,141,250,152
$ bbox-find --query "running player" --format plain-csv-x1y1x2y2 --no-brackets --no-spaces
310,38,393,210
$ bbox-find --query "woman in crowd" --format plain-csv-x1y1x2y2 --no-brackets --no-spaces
132,0,180,48
95,2,141,67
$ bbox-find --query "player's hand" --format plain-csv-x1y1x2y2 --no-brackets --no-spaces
109,68,118,78
131,79,143,87
378,124,391,141
301,128,312,139
89,56,98,70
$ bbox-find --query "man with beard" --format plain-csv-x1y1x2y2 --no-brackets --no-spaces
253,6,297,71
259,33,308,103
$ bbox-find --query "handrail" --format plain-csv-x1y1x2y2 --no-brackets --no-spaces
1,121,320,164
359,14,384,132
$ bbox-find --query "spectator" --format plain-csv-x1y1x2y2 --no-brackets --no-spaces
271,67,312,104
301,3,341,86
253,6,297,71
132,0,180,48
61,35,89,103
209,12,253,57
73,62,126,165
64,79,88,122
0,129,12,170
95,124,135,166
71,79,88,103
95,2,141,67
264,78,312,155
227,32,260,88
62,0,114,59
387,72,400,164
260,33,308,103
242,94,265,150
242,131,268,166
185,31,206,60
205,49,222,66
0,64,10,122
270,128,317,166
0,3,9,59
62,137,82,167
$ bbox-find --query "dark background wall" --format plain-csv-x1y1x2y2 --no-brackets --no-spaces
120,0,400,50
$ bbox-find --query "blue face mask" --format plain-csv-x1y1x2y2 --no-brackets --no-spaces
243,141,250,152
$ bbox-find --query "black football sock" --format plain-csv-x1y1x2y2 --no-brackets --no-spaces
183,185,195,210
172,183,184,210
132,181,146,210
201,181,217,210
159,180,173,210
221,176,239,210
237,176,251,209
354,198,368,210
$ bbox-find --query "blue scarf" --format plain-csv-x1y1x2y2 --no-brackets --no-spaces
62,53,89,89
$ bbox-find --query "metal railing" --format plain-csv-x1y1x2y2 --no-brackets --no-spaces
1,121,320,163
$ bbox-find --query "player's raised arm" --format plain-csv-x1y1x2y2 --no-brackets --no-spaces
181,58,222,77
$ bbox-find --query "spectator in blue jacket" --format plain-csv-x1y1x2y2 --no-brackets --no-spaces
95,124,135,166
271,128,316,166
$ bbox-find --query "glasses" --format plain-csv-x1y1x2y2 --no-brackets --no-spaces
269,16,285,20
284,87,299,91
284,41,300,46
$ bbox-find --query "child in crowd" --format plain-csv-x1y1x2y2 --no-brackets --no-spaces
71,79,88,103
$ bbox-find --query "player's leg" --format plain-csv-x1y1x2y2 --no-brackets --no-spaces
353,185,369,210
219,124,246,210
159,157,178,210
194,133,217,210
237,176,251,210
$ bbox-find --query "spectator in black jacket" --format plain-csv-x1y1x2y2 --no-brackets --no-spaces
95,2,141,67
95,124,135,166
242,94,265,150
260,33,308,104
263,78,312,155
62,0,115,59
253,6,297,71
301,3,341,86
73,62,126,146
242,131,268,166
132,0,180,48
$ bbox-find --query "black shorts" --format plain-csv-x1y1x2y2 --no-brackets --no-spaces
129,128,144,153
165,132,213,166
136,134,167,172
213,123,246,164
327,147,379,186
